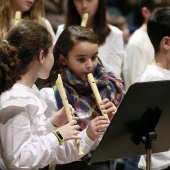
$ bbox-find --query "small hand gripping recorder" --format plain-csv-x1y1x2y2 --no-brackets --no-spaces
87,73,109,118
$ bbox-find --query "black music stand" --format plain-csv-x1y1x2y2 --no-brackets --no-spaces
90,81,170,170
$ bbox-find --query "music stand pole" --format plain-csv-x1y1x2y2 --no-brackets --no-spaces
146,149,151,170
142,132,157,170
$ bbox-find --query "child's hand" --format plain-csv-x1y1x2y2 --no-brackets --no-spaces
50,105,75,127
57,120,81,141
86,116,110,141
100,98,117,121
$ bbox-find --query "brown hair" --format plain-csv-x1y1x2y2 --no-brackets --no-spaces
65,0,110,45
0,20,53,94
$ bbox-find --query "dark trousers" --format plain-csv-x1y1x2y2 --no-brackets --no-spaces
124,156,140,170
55,161,111,170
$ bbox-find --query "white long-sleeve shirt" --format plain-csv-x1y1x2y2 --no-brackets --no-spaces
123,27,154,91
0,83,95,170
56,24,124,77
138,65,170,170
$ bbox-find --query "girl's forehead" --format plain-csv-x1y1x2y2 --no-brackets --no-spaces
74,41,98,47
71,41,98,51
68,42,98,57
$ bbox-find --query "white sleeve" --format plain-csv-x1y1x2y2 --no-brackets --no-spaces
123,44,144,90
109,29,124,77
126,44,146,84
99,26,124,77
55,129,95,165
0,105,59,170
56,24,64,41
0,105,95,170
40,87,58,118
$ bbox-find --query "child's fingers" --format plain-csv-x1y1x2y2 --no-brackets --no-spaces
94,119,110,127
93,115,110,123
68,104,75,115
96,123,109,130
69,120,80,131
72,116,79,121
101,100,115,110
105,106,117,114
69,119,77,125
100,98,109,104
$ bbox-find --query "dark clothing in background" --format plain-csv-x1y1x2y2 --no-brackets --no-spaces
44,0,67,32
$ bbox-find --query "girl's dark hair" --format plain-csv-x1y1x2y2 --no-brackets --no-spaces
139,0,170,12
147,9,170,52
65,0,110,45
0,20,53,94
44,25,99,87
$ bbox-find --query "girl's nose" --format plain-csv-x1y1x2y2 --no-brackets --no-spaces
86,60,93,69
82,1,88,10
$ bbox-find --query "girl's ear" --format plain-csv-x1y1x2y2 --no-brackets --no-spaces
38,50,45,64
59,54,67,65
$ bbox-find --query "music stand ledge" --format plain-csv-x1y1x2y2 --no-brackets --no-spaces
90,81,170,170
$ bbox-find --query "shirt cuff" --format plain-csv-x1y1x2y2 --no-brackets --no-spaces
46,118,56,132
80,129,95,146
46,132,60,150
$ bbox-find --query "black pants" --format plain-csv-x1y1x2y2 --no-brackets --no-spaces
55,161,110,170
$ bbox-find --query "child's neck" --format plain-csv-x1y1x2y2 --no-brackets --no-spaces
17,72,36,88
152,53,170,70
140,23,147,32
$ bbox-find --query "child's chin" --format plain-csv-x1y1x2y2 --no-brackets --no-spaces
80,78,87,82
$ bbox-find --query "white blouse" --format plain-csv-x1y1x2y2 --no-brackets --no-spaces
0,83,95,170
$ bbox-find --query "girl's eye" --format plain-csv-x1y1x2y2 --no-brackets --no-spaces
77,58,85,62
92,55,98,61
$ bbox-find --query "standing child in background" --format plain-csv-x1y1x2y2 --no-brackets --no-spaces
138,8,170,170
123,0,170,91
41,25,125,170
0,20,108,170
123,1,170,169
0,0,55,42
55,0,125,78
